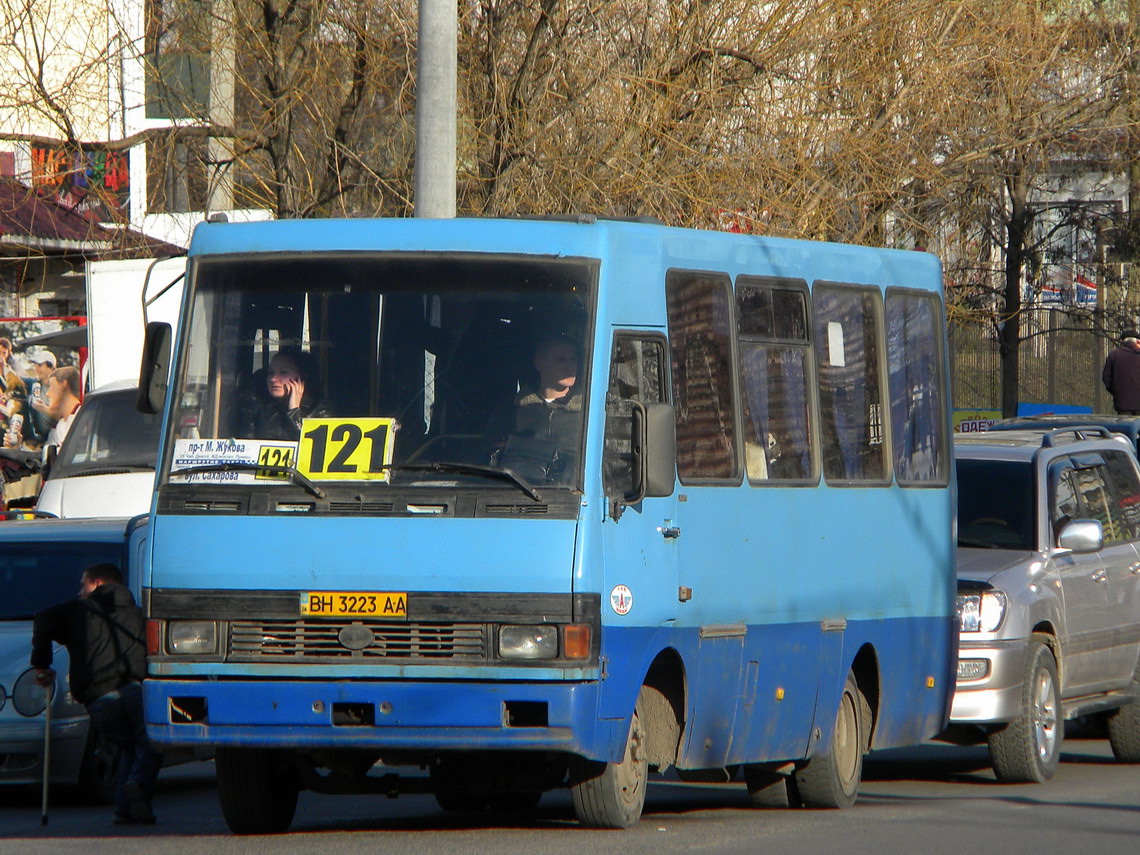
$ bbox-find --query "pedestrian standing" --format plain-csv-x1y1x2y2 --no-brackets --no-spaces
30,562,161,825
1102,331,1140,415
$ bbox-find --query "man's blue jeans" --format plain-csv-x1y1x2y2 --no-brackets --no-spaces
86,682,162,817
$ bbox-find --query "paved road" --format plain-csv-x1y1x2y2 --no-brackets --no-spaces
2,736,1139,855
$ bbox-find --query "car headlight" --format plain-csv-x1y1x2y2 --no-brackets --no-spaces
167,621,218,655
957,591,1008,633
499,625,558,659
13,668,51,717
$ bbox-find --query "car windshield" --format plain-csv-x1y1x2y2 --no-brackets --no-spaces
0,542,124,620
53,390,161,476
163,252,594,492
956,458,1037,550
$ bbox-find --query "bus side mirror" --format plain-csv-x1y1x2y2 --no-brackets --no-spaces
633,402,675,499
137,321,172,415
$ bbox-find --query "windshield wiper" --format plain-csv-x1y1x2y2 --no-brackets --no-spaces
379,462,542,502
169,462,327,499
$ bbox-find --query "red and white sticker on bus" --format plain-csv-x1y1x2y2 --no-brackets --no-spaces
610,585,633,616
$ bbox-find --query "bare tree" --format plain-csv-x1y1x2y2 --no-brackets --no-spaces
931,2,1131,415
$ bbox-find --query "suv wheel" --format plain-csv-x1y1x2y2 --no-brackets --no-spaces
1106,660,1140,762
987,637,1062,783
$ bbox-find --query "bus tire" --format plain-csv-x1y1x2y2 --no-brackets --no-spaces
216,747,299,834
795,671,865,809
987,638,1061,783
570,691,649,828
743,764,800,808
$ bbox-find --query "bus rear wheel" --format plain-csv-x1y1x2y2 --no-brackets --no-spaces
216,747,299,834
570,690,649,828
795,671,866,809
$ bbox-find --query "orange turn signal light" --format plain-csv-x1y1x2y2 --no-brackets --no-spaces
562,624,591,659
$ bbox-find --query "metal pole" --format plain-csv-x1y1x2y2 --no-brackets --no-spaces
40,682,52,826
414,0,457,218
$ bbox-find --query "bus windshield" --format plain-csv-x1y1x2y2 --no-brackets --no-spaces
164,252,595,492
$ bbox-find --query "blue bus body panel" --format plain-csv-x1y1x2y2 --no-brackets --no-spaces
144,613,952,764
146,514,579,595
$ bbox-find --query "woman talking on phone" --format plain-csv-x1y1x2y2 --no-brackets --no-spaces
237,349,333,441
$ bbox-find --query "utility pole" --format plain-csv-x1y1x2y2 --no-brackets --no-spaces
208,0,236,214
414,0,457,218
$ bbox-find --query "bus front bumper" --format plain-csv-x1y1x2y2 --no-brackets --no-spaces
144,677,619,759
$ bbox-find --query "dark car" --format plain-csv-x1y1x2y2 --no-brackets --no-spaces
0,516,147,800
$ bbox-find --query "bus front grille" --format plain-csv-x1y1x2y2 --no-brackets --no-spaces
228,620,487,660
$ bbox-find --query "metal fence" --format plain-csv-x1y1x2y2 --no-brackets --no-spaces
949,308,1110,414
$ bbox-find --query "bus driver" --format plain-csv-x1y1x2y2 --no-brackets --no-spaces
487,334,583,483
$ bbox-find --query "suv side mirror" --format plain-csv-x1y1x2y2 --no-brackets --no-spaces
137,321,172,415
1057,519,1103,553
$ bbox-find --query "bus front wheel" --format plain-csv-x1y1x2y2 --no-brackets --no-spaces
795,671,867,809
570,691,649,828
216,747,299,834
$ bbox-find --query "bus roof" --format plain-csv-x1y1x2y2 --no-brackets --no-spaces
186,217,941,283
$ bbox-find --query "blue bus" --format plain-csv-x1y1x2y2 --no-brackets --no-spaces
137,216,956,833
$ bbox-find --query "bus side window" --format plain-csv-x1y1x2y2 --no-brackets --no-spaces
813,284,888,483
886,290,949,485
736,278,814,483
666,271,740,483
603,336,666,500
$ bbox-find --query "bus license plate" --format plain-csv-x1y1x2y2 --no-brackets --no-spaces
300,592,407,618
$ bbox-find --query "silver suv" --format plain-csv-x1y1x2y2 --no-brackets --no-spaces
949,427,1140,782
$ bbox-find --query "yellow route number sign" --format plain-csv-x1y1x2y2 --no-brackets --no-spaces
255,444,296,480
297,417,397,481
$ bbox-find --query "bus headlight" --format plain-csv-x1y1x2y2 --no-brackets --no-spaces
499,625,558,659
167,621,218,655
956,591,1007,633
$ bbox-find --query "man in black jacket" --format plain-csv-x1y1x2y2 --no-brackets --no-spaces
31,562,161,825
1103,331,1140,414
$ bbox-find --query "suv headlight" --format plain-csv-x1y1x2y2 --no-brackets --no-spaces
957,591,1008,633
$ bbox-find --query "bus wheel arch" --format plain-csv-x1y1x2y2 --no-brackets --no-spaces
850,644,879,752
641,648,686,770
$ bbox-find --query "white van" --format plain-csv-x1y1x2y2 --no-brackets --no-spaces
35,381,160,518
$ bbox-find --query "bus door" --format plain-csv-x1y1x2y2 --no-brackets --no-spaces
599,333,678,663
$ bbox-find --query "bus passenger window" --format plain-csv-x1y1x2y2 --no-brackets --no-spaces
813,284,887,483
666,271,740,483
886,291,948,485
736,278,814,483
